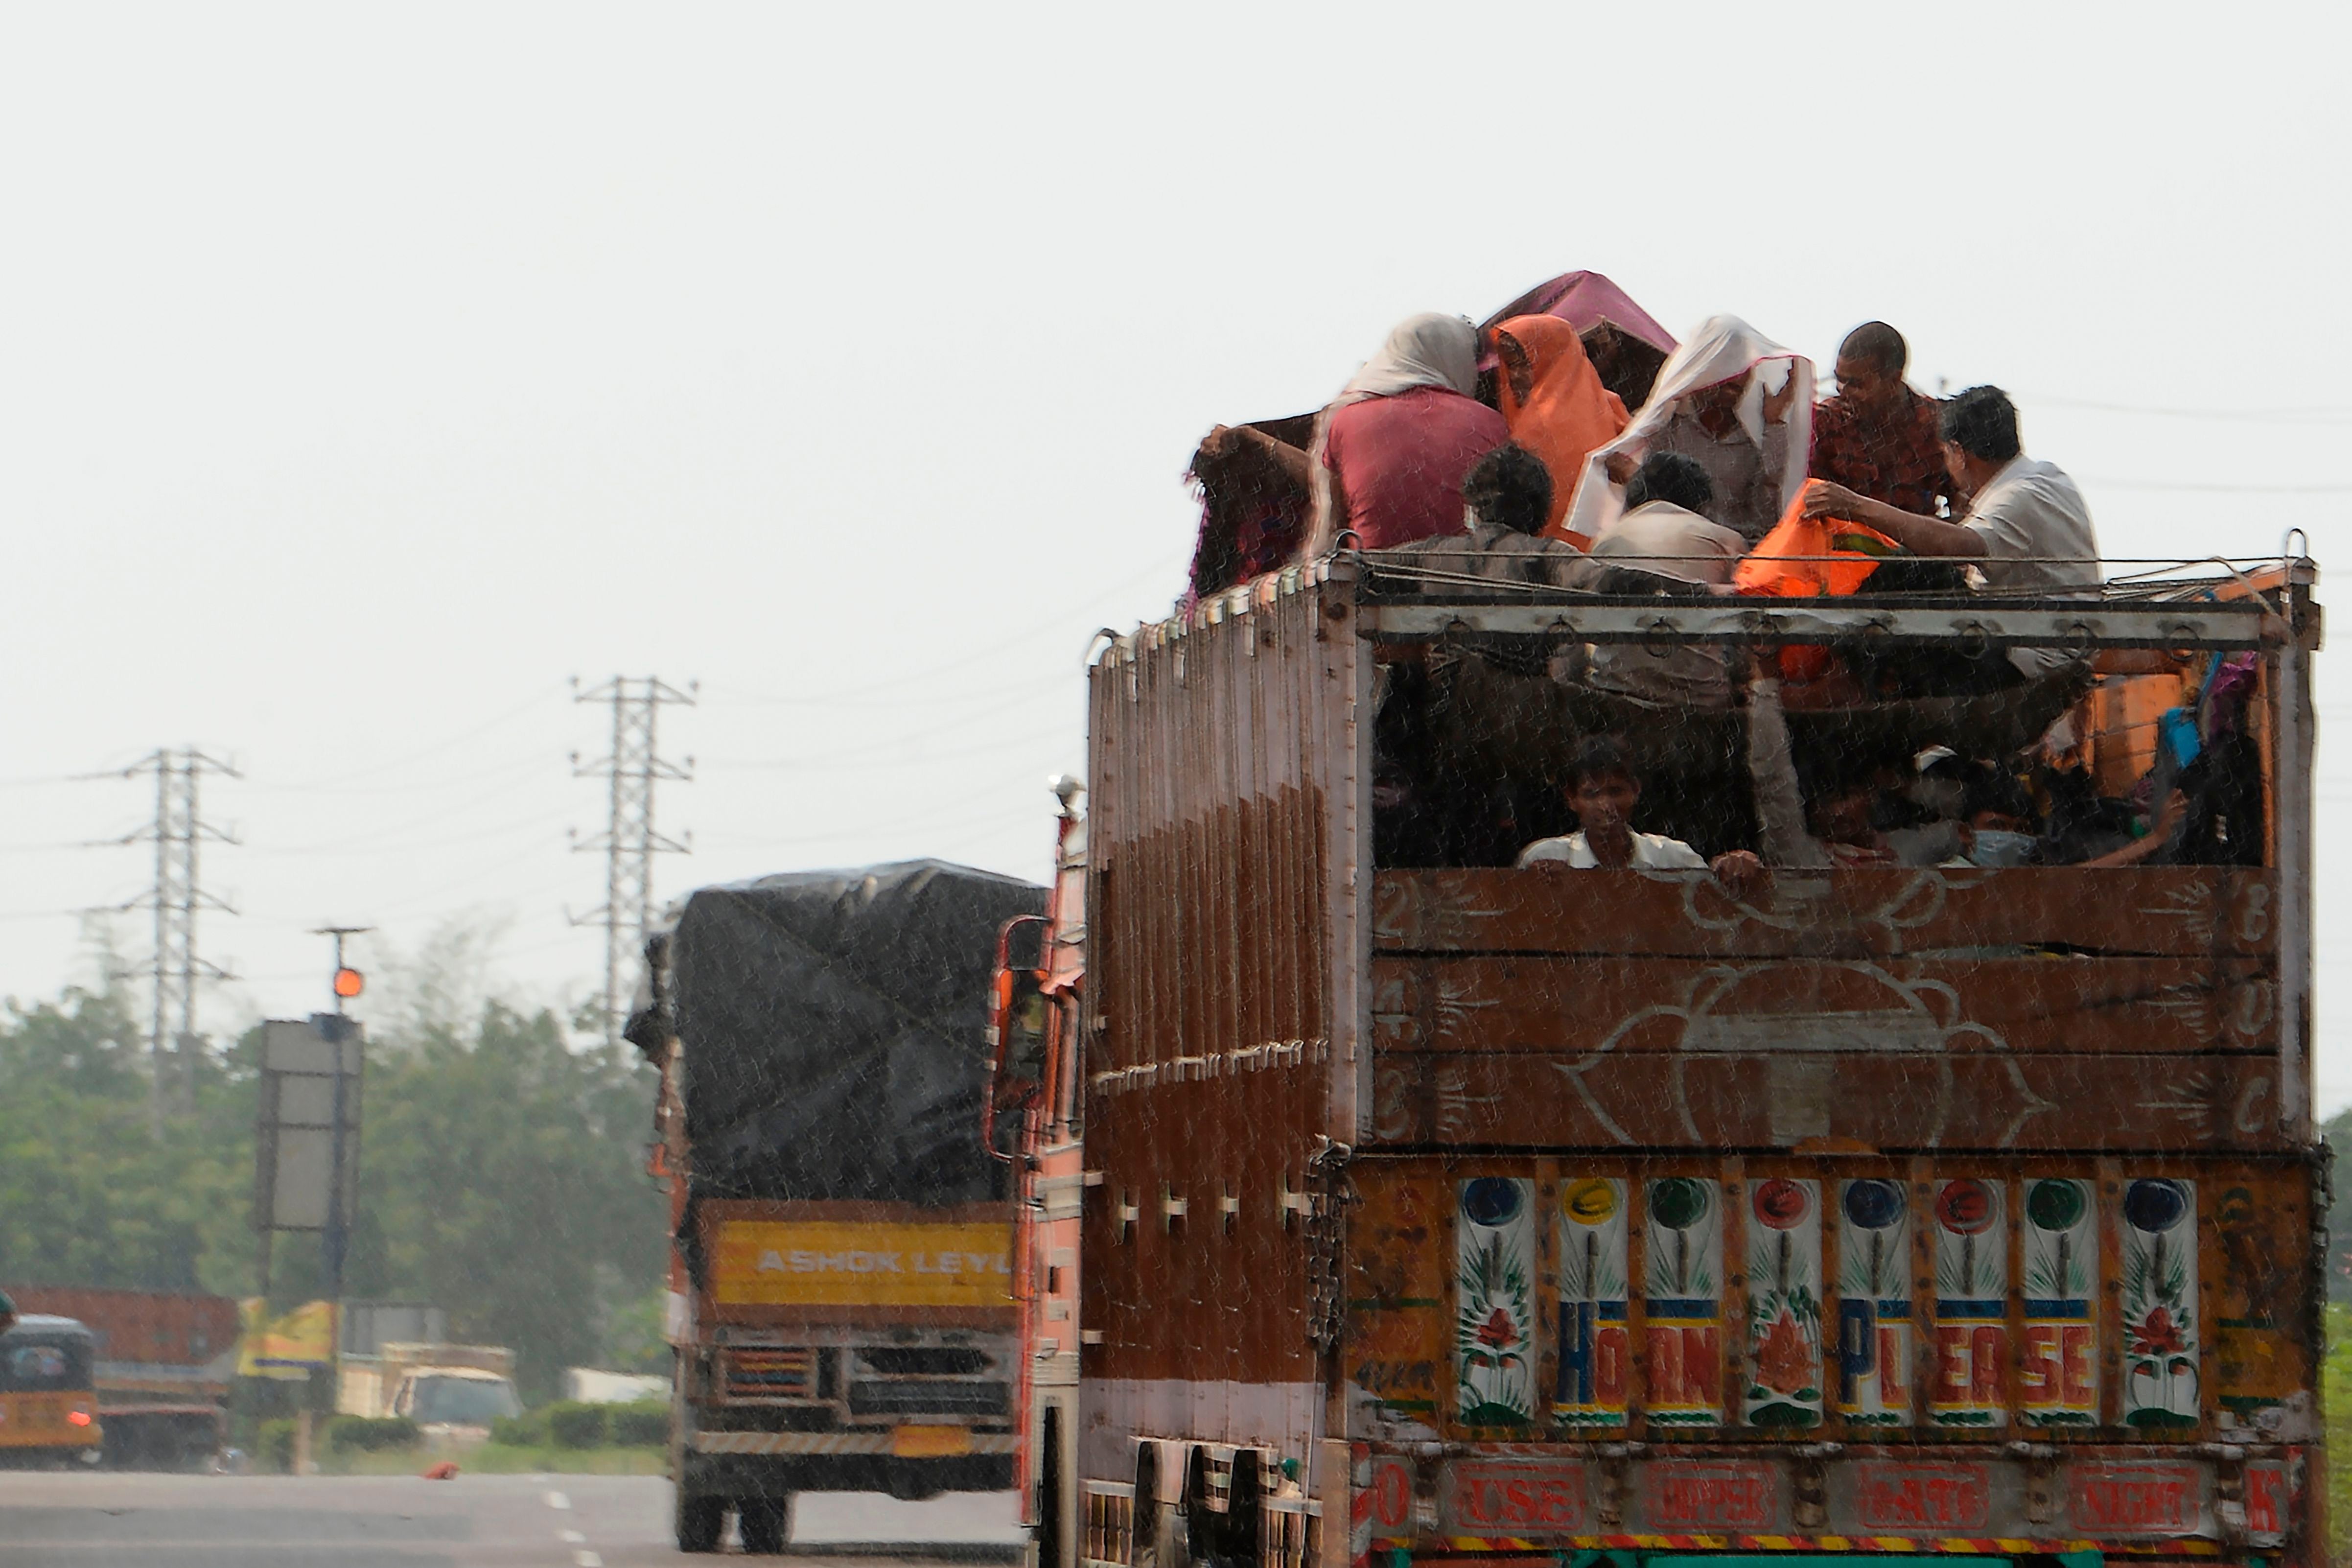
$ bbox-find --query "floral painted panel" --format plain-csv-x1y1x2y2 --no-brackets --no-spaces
1744,1177,1822,1429
1929,1177,2008,1429
1455,1177,1536,1427
2021,1177,2099,1427
1836,1177,1911,1427
1643,1175,1723,1428
2122,1177,2198,1429
1555,1177,1629,1428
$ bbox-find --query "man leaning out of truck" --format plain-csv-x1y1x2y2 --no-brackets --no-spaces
1799,384,2102,687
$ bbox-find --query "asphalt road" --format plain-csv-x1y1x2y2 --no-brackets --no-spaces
0,1473,1025,1568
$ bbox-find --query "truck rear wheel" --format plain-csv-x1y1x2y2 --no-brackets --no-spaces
674,1487,724,1553
739,1494,793,1554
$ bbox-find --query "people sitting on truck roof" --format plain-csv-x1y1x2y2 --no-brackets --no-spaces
1454,442,1586,589
1475,269,1679,412
1488,314,1629,547
1564,315,1814,546
1295,312,1509,556
1800,385,2102,684
1580,454,1744,706
1808,321,1958,518
1185,417,1315,603
1588,453,1745,585
1518,735,1767,896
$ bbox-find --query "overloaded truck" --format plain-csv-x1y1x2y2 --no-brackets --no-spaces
636,861,1046,1553
989,553,2325,1568
4,1286,236,1469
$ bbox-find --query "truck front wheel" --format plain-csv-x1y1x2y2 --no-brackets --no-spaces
674,1488,725,1553
739,1494,793,1554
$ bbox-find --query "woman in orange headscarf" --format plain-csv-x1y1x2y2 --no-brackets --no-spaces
1490,314,1630,549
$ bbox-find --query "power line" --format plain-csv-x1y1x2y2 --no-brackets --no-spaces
569,677,695,1050
2015,393,2352,425
240,749,554,799
2083,477,2352,495
92,749,241,1130
257,683,570,792
699,550,1190,709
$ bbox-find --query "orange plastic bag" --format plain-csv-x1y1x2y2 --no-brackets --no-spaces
1733,485,1904,681
1733,485,1902,599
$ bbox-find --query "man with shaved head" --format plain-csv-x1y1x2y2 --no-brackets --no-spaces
1808,321,1956,517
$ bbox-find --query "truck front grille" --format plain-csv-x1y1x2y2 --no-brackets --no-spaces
854,1347,992,1378
847,1379,1008,1417
722,1348,817,1402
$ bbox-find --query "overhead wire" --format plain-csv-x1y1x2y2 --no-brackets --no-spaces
2013,394,2352,425
701,689,1065,770
701,548,1189,709
2084,478,2352,494
252,682,571,792
239,749,556,799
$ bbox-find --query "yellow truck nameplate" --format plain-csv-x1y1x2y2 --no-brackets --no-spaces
711,1220,1014,1308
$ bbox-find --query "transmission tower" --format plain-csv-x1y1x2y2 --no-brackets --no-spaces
94,749,241,1129
570,678,694,1048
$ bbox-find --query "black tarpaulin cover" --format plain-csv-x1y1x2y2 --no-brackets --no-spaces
669,860,1045,1205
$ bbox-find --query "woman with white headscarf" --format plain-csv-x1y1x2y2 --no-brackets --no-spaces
1290,313,1509,557
1561,315,1814,546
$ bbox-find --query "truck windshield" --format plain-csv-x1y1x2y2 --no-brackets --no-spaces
406,1376,521,1425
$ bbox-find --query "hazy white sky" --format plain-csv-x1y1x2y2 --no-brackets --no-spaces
5,5,2350,1097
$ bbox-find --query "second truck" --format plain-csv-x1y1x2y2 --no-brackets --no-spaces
636,861,1045,1553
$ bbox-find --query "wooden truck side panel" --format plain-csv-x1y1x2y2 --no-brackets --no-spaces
1079,568,1365,1478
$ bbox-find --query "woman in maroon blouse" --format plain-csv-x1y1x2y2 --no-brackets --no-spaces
1197,314,1509,564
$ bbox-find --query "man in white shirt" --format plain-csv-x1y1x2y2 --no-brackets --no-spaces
1589,452,1748,585
1582,453,1747,706
1798,385,2101,679
1519,736,1767,897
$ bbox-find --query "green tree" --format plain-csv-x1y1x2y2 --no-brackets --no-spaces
0,982,255,1294
352,999,664,1401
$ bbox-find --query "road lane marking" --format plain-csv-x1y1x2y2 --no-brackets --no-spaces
544,1489,571,1510
575,1553,603,1567
558,1528,585,1543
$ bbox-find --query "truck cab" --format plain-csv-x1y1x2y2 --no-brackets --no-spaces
643,863,1045,1554
391,1366,523,1443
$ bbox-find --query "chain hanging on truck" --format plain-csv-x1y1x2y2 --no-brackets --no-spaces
1303,1137,1356,1353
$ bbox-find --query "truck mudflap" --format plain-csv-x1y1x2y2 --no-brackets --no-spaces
1349,1446,2308,1563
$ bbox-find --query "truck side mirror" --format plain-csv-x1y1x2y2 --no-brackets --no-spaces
983,916,1051,1156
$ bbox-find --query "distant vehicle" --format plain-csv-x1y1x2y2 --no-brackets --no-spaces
0,1315,101,1467
395,1368,523,1441
563,1368,671,1405
339,1341,520,1445
637,862,1045,1555
2,1286,234,1470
